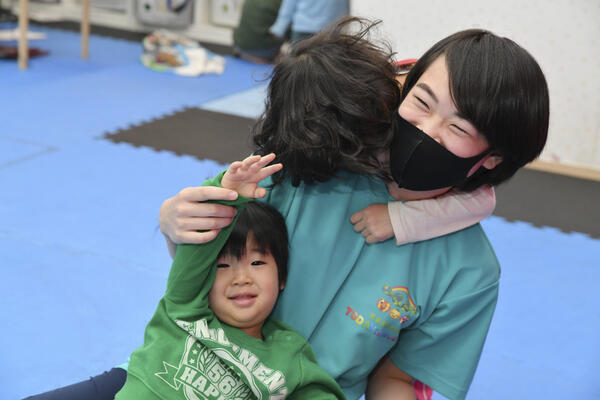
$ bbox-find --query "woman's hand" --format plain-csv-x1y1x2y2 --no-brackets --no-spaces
159,186,239,256
350,203,394,244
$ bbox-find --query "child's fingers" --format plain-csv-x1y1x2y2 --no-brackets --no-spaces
241,155,262,170
235,156,257,174
254,187,267,198
258,153,277,165
248,153,277,172
366,233,380,244
350,211,363,224
228,161,242,174
352,219,366,233
258,163,283,179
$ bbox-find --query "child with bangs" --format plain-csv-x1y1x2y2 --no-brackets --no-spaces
116,153,345,399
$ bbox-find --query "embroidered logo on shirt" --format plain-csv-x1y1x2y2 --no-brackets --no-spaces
155,319,288,400
345,305,397,342
378,285,418,324
345,285,418,342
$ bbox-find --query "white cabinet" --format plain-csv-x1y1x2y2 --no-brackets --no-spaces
8,0,240,45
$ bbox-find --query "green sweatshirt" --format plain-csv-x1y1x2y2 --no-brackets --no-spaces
116,173,344,400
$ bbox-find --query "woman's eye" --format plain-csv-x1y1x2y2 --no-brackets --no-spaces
414,96,429,110
251,260,266,266
217,263,230,268
450,124,470,136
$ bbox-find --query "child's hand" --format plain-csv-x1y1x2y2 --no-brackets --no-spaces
222,153,283,198
350,203,394,244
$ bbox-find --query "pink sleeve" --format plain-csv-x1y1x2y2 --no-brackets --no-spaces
387,186,496,245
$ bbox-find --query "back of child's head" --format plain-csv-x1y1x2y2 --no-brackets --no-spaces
402,29,549,191
253,17,402,186
219,201,289,285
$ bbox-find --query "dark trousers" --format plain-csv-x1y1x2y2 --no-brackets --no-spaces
23,368,127,400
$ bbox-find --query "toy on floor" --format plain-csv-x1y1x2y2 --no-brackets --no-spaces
141,29,226,76
0,45,47,59
0,28,47,59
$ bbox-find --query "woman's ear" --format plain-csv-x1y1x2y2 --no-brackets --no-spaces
468,153,503,177
482,153,503,170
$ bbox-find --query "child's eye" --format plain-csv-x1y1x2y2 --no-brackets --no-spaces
251,260,266,266
217,263,230,268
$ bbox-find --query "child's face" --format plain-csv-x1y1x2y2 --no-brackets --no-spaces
209,236,283,339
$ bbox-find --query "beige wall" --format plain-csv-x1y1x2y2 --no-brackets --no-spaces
352,0,600,172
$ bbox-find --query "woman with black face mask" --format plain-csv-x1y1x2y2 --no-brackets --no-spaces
26,18,549,400
351,29,547,248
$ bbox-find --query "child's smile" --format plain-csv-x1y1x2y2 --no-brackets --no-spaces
228,291,258,307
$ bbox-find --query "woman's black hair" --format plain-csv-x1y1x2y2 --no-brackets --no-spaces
219,201,289,285
402,29,550,191
253,17,402,186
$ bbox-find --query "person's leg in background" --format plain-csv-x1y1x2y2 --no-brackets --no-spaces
23,368,126,400
290,31,313,42
233,0,285,64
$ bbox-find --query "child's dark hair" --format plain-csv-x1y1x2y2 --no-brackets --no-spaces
402,29,549,191
253,17,402,186
220,201,289,285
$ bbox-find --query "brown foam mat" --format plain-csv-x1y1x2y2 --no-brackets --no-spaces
104,107,256,165
103,107,600,238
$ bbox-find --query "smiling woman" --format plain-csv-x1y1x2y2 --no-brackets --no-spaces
400,29,549,192
399,57,492,159
387,55,502,201
387,114,491,196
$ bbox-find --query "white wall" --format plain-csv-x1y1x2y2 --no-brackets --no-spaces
352,0,600,172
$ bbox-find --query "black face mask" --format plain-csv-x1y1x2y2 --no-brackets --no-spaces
389,114,488,191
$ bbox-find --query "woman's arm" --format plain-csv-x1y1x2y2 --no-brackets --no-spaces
367,357,416,400
269,0,297,38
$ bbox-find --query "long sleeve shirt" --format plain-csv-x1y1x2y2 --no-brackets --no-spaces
389,186,496,245
269,0,349,37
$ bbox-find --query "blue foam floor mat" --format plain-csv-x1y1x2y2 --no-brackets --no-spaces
473,217,599,398
1,23,272,147
200,83,267,119
2,23,600,400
